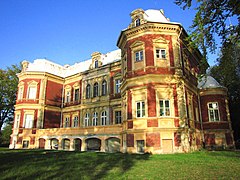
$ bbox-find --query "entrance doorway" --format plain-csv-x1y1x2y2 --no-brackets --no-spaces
137,140,145,153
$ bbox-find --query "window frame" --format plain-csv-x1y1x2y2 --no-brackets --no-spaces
102,80,107,96
27,86,37,99
208,102,220,122
14,113,20,128
93,82,99,97
115,79,121,94
136,101,145,118
74,88,80,102
92,112,98,126
94,59,99,68
156,49,166,59
115,111,122,124
159,99,170,117
135,50,144,62
101,111,108,126
135,18,141,27
18,86,24,100
73,115,79,127
86,84,91,99
24,114,34,128
84,113,90,127
64,116,70,128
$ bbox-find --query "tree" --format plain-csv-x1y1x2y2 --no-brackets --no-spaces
0,124,13,146
0,64,21,132
210,41,240,140
175,0,240,73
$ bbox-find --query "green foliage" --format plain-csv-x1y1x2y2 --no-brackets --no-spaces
210,41,240,139
0,124,12,146
0,64,21,131
175,0,240,74
0,149,240,179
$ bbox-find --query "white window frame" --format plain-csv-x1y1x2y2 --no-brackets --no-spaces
27,86,37,99
208,102,220,122
101,111,108,126
156,49,166,59
135,18,141,27
14,114,20,128
18,87,24,100
24,114,34,128
65,91,71,103
135,50,144,62
84,113,90,127
92,112,98,126
160,100,170,116
115,79,121,94
136,101,145,118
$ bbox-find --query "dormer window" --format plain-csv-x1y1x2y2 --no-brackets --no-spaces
135,18,141,27
94,60,99,68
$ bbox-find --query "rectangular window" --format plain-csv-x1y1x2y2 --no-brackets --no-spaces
115,111,122,124
25,114,34,128
208,102,220,121
115,79,121,93
74,88,79,102
28,86,36,99
156,49,166,59
135,50,144,62
18,87,23,100
23,140,29,148
66,91,70,103
73,116,78,127
160,100,170,116
136,101,145,118
14,114,20,128
64,117,70,127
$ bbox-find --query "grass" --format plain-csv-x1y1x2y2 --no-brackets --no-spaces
0,148,240,180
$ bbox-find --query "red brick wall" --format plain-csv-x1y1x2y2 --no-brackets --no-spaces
203,122,229,130
127,90,132,119
173,85,179,117
128,121,133,129
200,94,227,123
147,119,158,127
45,80,63,106
225,133,233,145
17,137,22,144
204,134,215,145
147,84,156,117
174,132,181,146
30,137,35,145
127,134,134,147
44,110,61,128
146,132,160,147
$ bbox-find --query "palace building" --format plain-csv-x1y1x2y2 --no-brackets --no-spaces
9,9,234,153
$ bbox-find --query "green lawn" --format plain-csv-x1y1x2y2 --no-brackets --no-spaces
0,148,240,180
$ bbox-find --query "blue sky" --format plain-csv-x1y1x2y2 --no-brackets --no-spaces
0,0,218,69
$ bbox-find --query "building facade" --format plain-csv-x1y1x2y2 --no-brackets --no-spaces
9,9,234,153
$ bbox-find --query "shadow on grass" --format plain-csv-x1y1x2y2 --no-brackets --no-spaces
0,149,150,179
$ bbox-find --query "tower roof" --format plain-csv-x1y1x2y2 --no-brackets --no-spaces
198,76,223,89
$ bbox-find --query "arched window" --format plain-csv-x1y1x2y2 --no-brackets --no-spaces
102,80,107,96
101,111,108,126
93,82,99,97
94,60,99,68
135,18,141,27
84,113,90,127
86,84,91,99
92,112,98,126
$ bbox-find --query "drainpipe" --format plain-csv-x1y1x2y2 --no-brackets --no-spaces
198,92,205,147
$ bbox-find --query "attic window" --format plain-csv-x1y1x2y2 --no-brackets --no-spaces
94,60,99,68
135,19,141,27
